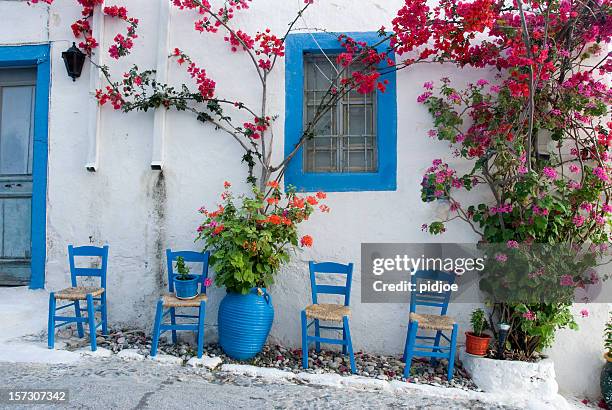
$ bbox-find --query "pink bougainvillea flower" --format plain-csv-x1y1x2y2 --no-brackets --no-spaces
506,240,519,249
417,92,432,103
560,274,574,286
204,277,213,287
495,253,508,262
522,311,536,321
593,167,609,182
580,308,589,318
542,167,558,180
573,215,585,227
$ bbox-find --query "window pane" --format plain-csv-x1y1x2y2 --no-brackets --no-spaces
303,54,377,173
0,86,35,175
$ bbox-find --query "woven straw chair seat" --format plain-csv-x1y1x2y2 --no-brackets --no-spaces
305,303,351,322
162,293,208,308
409,312,455,331
54,286,105,301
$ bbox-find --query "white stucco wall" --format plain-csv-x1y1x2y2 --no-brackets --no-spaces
0,0,608,398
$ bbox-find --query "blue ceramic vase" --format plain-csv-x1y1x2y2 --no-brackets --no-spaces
218,288,274,360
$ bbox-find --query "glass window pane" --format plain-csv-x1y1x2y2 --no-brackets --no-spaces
303,54,377,174
0,86,35,175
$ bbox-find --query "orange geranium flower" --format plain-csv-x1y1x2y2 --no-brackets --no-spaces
267,214,282,225
267,181,279,189
316,192,326,199
291,197,305,209
267,197,279,205
306,196,318,205
213,225,225,234
300,235,313,247
209,205,224,218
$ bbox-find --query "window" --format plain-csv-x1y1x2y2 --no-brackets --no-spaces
303,55,377,173
285,32,397,192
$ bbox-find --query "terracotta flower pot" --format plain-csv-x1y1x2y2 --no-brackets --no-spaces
465,332,491,356
601,353,612,407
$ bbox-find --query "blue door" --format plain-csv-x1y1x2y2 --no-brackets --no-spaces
0,68,36,285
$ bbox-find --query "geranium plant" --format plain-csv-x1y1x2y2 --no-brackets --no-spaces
196,181,328,294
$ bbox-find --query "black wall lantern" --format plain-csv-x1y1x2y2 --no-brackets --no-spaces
62,42,86,81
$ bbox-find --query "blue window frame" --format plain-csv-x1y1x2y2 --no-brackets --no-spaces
284,32,397,192
0,44,50,289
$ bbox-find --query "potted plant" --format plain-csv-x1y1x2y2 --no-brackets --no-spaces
173,256,199,300
465,308,491,356
197,181,327,360
601,314,612,407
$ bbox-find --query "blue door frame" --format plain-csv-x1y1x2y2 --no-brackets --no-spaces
0,44,50,289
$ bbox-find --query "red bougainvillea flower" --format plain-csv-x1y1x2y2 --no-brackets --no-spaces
300,235,313,247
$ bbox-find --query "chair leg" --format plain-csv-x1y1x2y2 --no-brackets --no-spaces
314,319,321,353
342,316,356,374
101,292,109,336
170,307,178,344
301,310,309,369
197,302,206,359
447,324,458,381
48,293,56,349
86,294,97,352
342,323,347,355
403,321,418,379
430,330,442,366
150,300,163,357
74,300,85,338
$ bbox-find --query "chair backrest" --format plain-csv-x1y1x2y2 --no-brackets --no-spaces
308,261,353,306
68,245,109,288
410,270,456,316
166,249,210,294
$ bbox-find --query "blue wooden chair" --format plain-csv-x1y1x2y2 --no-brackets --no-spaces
48,245,109,351
301,261,356,373
403,270,459,380
151,249,210,359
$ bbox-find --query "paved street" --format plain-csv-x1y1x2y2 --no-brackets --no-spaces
0,358,515,409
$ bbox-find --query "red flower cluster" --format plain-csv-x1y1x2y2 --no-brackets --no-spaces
243,116,270,140
105,7,139,60
254,30,285,71
224,30,254,52
336,35,390,94
390,0,431,55
32,0,137,59
187,62,216,99
95,86,124,110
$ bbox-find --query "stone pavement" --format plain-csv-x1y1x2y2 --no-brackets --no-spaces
0,358,516,410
